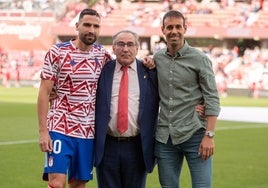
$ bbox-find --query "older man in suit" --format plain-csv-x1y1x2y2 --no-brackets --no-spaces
94,30,159,188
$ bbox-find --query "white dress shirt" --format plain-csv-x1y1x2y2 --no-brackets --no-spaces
108,60,140,137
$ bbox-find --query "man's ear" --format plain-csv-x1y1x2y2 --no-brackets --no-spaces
184,24,187,32
161,26,164,33
112,45,116,54
75,22,79,31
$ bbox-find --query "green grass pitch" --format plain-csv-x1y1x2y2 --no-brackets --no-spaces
0,87,268,188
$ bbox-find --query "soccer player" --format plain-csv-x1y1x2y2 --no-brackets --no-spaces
37,9,112,188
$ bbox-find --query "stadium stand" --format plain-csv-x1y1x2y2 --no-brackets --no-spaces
0,0,268,97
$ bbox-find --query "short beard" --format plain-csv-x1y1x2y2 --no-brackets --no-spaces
80,34,97,46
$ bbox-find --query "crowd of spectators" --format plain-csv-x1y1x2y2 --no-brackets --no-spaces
0,0,57,11
1,0,267,27
0,49,45,88
88,0,267,28
205,45,268,98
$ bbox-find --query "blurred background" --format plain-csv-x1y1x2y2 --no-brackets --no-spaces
0,0,268,98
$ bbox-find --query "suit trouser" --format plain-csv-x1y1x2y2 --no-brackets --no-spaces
96,135,147,188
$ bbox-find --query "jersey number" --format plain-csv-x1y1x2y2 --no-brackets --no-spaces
53,139,62,154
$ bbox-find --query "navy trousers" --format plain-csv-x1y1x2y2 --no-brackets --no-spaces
96,135,147,188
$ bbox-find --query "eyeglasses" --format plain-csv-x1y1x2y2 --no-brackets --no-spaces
115,42,137,48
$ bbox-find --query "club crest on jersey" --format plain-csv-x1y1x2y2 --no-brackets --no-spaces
48,156,54,167
70,60,76,66
94,57,99,64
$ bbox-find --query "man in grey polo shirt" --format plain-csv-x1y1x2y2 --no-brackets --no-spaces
154,10,221,188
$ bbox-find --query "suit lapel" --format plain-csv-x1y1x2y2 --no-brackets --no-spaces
137,60,147,116
105,61,116,107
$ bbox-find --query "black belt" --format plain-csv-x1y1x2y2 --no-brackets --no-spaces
107,134,140,142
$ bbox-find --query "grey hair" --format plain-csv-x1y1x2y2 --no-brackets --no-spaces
112,30,140,46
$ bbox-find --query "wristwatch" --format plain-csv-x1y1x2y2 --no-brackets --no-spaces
205,130,215,138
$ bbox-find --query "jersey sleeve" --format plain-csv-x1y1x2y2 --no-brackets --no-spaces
104,48,113,64
40,45,60,82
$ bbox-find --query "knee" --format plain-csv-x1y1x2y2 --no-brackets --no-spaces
48,173,66,188
48,181,65,188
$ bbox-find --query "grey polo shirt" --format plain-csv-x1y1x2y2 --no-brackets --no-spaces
154,41,221,145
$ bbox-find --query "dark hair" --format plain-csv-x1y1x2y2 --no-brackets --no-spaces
78,8,100,20
162,10,186,26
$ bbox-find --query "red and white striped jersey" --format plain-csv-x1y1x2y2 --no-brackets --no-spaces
40,41,112,139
